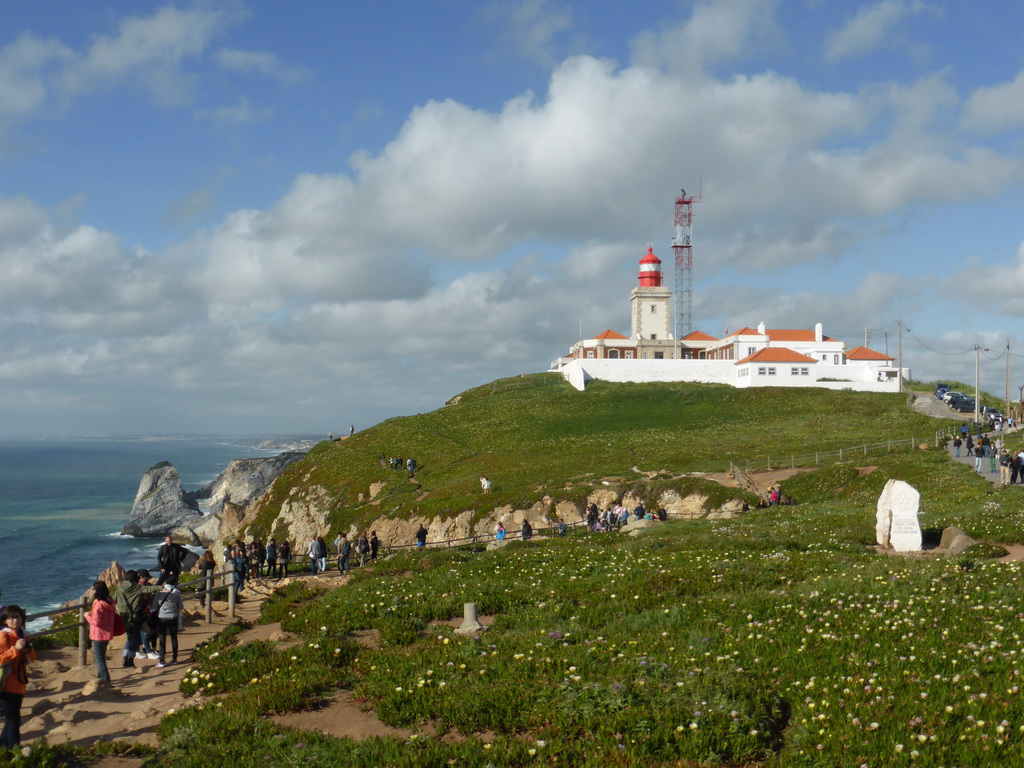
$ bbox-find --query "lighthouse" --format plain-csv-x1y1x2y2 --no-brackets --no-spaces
630,244,673,347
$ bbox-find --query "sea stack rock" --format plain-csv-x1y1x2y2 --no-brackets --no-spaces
122,462,202,537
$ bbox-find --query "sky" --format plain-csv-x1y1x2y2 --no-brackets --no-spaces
2,0,1024,437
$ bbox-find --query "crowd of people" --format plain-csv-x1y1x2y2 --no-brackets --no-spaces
584,502,668,532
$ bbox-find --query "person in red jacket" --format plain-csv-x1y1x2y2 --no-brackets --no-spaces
85,581,116,683
0,604,36,749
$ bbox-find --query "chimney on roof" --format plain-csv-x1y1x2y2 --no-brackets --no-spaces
815,322,823,342
757,322,765,335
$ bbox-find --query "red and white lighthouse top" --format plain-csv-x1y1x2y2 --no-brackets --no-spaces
638,245,662,287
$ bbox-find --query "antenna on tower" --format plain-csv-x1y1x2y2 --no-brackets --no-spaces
672,183,701,340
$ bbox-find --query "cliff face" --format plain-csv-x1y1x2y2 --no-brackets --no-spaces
200,452,306,517
122,462,202,537
123,452,307,541
226,479,744,551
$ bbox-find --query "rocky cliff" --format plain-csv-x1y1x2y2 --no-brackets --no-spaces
229,475,746,552
123,452,306,540
121,462,202,537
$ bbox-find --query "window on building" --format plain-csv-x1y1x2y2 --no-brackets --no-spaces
791,367,799,375
586,351,594,359
650,305,656,313
654,352,664,359
748,347,756,356
625,350,633,359
608,350,619,359
651,334,657,339
758,367,766,375
767,367,776,376
801,367,809,376
834,354,839,365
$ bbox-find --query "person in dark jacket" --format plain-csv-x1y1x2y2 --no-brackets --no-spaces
522,520,532,541
114,571,162,668
415,525,428,548
369,531,380,560
157,536,189,586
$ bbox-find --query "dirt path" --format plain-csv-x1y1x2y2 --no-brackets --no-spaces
21,575,301,755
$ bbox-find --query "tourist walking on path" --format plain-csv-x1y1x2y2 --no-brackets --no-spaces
0,604,35,749
156,536,188,586
115,571,162,668
316,537,328,574
495,522,506,541
85,582,116,683
154,579,184,667
277,541,291,579
1000,450,1013,486
337,533,351,575
953,436,962,457
416,525,428,548
974,443,985,473
370,531,380,560
480,477,492,493
307,537,320,576
357,532,369,567
265,538,277,580
522,520,533,541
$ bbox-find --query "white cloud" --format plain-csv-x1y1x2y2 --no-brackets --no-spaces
58,5,232,106
215,47,309,86
198,96,272,129
630,0,782,76
824,1,935,64
481,0,575,66
961,70,1024,135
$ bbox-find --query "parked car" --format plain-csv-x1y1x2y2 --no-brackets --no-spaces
982,406,1004,422
934,382,951,397
942,390,964,404
952,398,976,413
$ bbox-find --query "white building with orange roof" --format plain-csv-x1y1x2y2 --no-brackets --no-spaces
551,247,907,392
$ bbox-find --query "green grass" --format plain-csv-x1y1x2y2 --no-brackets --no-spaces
245,375,953,541
138,439,1024,767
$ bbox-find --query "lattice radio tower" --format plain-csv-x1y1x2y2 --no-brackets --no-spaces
672,186,700,340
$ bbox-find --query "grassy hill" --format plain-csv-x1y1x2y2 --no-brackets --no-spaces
251,374,954,537
27,379,1024,768
127,447,1024,767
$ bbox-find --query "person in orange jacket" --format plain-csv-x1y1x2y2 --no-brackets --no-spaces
0,604,36,749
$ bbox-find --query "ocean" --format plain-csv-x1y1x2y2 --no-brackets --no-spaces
0,437,289,628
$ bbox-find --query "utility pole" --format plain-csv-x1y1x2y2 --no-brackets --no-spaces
897,319,903,392
974,344,986,424
864,327,871,348
1006,341,1011,418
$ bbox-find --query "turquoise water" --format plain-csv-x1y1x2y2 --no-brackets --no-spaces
0,438,277,625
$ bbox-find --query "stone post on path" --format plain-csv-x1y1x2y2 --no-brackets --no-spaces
454,603,487,635
227,569,236,618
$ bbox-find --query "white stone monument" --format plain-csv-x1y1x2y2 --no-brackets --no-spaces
875,479,922,552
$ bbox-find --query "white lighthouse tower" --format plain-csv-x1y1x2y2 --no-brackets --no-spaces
630,244,673,345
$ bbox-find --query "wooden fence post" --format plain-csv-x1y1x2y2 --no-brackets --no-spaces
77,597,87,668
206,571,214,624
228,569,236,618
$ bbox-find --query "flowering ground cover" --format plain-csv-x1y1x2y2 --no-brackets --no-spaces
135,448,1024,767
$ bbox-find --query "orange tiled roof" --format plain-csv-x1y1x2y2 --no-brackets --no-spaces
682,330,717,341
723,326,760,338
735,347,819,365
846,345,894,361
593,329,629,340
765,329,835,342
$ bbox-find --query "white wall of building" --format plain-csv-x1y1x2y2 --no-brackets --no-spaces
560,358,908,393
